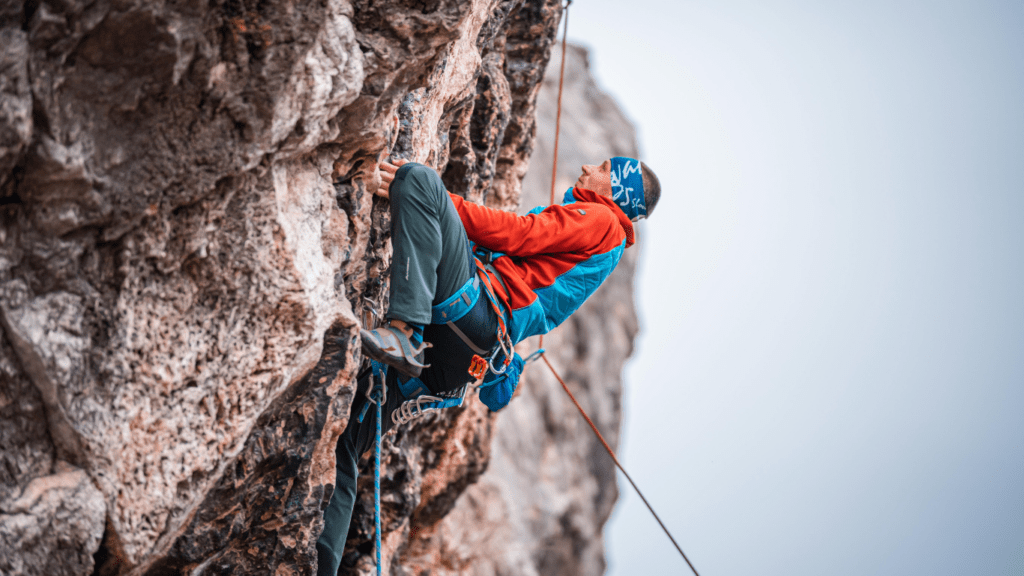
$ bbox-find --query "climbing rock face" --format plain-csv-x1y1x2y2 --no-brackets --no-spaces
0,1,637,575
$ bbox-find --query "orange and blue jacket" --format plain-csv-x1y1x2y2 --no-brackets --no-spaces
449,188,636,345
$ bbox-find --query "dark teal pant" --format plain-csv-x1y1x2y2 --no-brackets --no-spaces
386,163,473,325
315,164,492,575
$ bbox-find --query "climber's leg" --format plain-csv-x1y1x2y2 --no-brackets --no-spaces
387,163,473,324
362,163,475,377
315,416,358,576
316,367,402,576
385,163,501,392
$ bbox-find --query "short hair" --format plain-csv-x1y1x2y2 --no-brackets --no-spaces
640,162,661,216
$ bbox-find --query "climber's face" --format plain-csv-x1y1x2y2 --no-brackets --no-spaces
575,159,613,198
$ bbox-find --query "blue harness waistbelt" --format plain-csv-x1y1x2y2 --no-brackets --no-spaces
431,275,481,324
390,271,493,408
399,251,521,414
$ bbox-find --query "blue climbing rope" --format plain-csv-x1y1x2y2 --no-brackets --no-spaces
359,361,386,576
370,362,385,573
373,372,382,576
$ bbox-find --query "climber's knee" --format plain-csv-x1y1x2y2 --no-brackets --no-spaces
390,163,446,206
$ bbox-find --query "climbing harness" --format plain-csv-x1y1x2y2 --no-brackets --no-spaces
431,241,516,376
429,243,518,379
382,237,520,431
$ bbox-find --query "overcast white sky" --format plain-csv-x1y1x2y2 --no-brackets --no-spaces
564,1,1024,575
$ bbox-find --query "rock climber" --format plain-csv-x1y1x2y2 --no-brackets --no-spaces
315,156,660,575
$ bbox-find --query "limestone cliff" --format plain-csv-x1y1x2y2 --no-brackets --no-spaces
0,0,638,573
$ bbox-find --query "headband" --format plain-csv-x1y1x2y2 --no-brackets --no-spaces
561,157,648,221
609,156,647,220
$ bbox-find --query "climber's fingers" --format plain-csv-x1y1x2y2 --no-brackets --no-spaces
376,158,415,198
376,165,395,198
380,159,410,174
377,159,407,195
379,161,398,178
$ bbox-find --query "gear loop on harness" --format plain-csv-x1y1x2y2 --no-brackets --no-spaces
392,393,440,426
390,385,469,429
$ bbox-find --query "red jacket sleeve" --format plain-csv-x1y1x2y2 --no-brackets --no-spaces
449,193,624,257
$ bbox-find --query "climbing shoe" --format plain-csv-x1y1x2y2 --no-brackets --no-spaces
360,325,432,378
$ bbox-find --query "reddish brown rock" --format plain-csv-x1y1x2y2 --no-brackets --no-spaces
0,0,579,575
1,1,639,574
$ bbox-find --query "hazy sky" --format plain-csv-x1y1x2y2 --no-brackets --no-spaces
563,1,1024,575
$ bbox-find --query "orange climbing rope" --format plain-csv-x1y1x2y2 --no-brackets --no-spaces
536,3,700,575
549,0,570,207
539,354,700,576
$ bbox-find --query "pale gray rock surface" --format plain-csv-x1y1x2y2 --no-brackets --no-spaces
0,463,106,576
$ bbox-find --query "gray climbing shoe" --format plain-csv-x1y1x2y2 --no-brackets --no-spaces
360,325,432,378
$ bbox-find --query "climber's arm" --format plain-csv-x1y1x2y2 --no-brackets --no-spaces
448,193,623,258
378,159,622,257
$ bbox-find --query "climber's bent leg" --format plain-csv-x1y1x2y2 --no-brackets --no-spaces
385,163,499,393
387,163,473,324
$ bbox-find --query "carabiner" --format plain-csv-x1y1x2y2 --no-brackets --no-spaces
366,364,387,405
487,346,509,375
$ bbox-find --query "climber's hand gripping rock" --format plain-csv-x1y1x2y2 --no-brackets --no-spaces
376,158,409,198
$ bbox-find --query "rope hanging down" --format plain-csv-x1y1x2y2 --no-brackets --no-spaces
539,3,700,575
372,369,385,576
538,354,700,576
